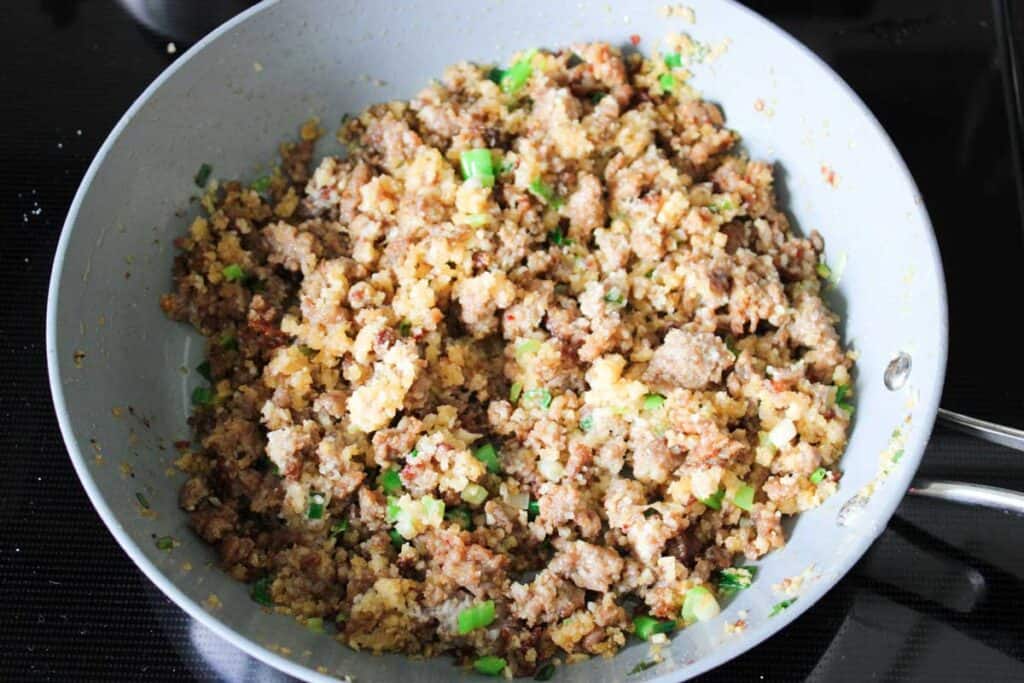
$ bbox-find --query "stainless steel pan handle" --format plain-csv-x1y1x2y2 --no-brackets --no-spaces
936,408,1024,453
906,410,1024,515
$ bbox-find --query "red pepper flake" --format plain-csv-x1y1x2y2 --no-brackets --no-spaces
630,34,642,46
820,164,840,188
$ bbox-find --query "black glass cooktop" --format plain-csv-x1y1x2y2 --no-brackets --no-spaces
1,1,1022,681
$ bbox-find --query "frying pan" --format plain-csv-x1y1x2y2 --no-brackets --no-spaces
46,0,958,680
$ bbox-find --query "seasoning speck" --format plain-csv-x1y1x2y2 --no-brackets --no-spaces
166,42,177,54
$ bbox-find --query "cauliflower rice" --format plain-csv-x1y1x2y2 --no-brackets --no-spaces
161,42,853,678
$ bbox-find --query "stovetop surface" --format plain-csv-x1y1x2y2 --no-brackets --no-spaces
1,1,1023,680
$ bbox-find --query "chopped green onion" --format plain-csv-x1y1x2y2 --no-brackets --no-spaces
892,449,905,463
548,227,573,247
501,49,536,94
708,198,735,213
700,489,725,510
528,178,563,208
835,384,854,413
251,576,273,606
510,381,523,403
474,656,507,676
645,268,656,278
628,660,658,675
769,598,796,616
458,600,496,634
386,497,401,523
194,162,212,187
809,467,828,484
658,73,677,94
251,175,272,194
459,148,495,188
389,528,405,548
516,338,542,358
330,519,349,536
681,586,720,623
590,91,607,104
566,52,585,68
580,414,594,432
466,213,491,227
408,447,419,459
298,344,317,358
306,617,325,633
196,360,212,381
473,443,502,474
218,333,238,351
633,615,676,640
445,507,474,530
398,320,412,337
379,468,403,495
816,261,832,279
643,393,666,410
664,52,683,68
461,483,489,506
487,66,505,84
733,484,755,511
135,492,150,508
527,499,540,521
643,507,658,518
155,536,174,550
535,662,556,681
306,492,325,520
524,387,552,410
717,566,756,595
603,289,626,306
191,386,214,406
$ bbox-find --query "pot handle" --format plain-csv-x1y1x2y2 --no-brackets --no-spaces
937,408,1024,452
908,478,1024,516
905,409,1024,515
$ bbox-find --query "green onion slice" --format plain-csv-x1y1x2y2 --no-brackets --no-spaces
155,536,174,550
809,467,828,484
769,598,796,616
444,507,474,530
659,73,677,94
528,178,563,208
643,393,666,410
535,662,556,681
461,483,488,506
251,576,273,606
458,600,496,634
633,615,676,640
191,386,214,407
717,566,756,595
681,586,720,623
700,489,725,510
306,492,326,520
196,360,212,381
473,443,502,474
510,381,523,403
664,52,683,68
251,175,272,194
194,162,212,187
379,468,403,495
523,387,552,410
733,484,755,511
330,519,349,536
527,499,540,521
474,656,507,676
501,49,537,94
459,148,495,187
